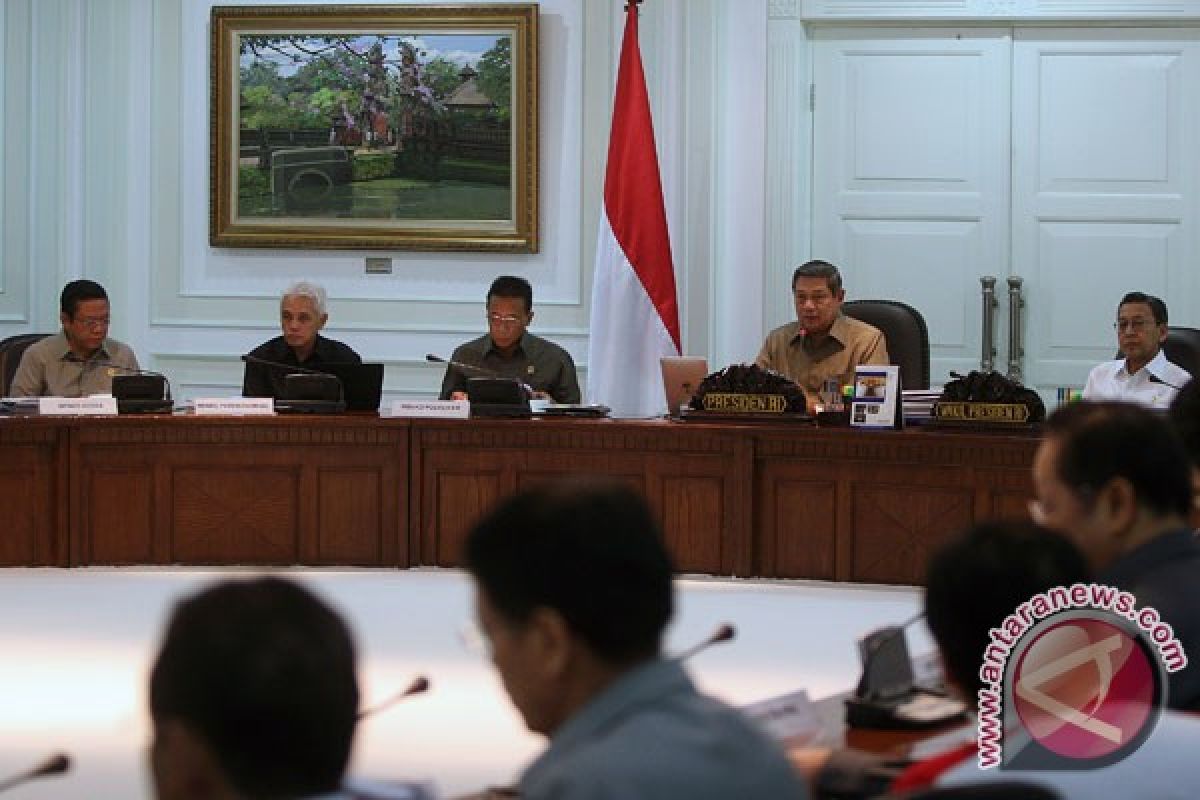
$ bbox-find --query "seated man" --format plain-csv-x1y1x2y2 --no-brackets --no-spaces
755,260,888,411
1082,292,1190,409
1032,401,1200,709
464,481,807,799
148,576,359,800
243,281,361,398
11,279,139,397
905,521,1200,798
439,275,580,403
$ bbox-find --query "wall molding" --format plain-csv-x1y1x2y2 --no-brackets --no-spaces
800,0,1200,21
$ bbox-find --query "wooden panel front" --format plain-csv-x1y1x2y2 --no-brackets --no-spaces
0,421,66,566
0,415,1040,583
756,426,1041,584
71,417,408,566
413,419,750,575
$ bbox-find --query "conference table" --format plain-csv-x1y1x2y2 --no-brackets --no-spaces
0,413,1041,583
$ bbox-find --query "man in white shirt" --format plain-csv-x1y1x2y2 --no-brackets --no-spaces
1083,292,1190,409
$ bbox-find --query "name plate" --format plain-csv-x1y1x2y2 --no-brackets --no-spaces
934,402,1031,424
387,400,470,419
741,688,820,743
701,393,787,413
194,397,275,416
39,396,118,416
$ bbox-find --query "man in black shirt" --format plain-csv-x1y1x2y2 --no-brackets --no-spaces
242,281,361,398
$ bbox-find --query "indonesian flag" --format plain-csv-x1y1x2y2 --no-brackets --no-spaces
586,2,681,417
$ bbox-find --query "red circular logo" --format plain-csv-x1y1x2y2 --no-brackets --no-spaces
1012,616,1159,762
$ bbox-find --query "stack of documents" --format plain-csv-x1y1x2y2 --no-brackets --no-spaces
901,389,941,423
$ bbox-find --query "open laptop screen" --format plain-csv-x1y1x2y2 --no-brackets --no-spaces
660,357,709,416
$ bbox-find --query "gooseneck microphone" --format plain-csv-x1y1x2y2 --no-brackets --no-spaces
241,353,330,376
0,752,71,793
357,674,431,720
853,611,926,701
674,623,737,662
425,353,535,397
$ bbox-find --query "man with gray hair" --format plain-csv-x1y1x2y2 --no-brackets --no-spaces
242,281,361,398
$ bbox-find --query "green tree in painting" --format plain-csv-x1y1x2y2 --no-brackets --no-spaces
423,56,463,100
476,38,512,118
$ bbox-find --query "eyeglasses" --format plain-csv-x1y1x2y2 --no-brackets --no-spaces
74,316,110,329
1114,319,1153,332
487,312,525,326
793,292,833,306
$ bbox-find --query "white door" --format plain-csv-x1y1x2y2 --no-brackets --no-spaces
811,29,1013,385
812,26,1200,393
1012,28,1200,392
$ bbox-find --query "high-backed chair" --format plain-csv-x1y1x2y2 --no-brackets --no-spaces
1164,326,1200,382
0,333,51,396
843,300,931,390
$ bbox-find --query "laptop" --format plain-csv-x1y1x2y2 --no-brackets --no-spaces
317,362,385,412
660,357,709,416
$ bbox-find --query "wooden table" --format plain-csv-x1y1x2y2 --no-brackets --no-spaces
0,414,1040,583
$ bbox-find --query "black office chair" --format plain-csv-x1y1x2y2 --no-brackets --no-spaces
1164,326,1200,380
0,333,51,396
843,300,931,390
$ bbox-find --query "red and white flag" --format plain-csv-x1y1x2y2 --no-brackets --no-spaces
586,1,681,417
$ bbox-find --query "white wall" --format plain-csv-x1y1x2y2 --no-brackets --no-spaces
0,0,773,402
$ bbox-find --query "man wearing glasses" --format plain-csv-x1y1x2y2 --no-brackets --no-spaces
10,279,140,397
1082,292,1190,409
755,260,888,411
439,275,581,403
1030,401,1200,710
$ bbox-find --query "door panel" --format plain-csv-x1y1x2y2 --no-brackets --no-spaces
812,29,1012,386
1013,29,1200,390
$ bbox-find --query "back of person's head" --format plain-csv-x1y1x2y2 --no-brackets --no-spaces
1169,379,1200,471
925,521,1089,696
282,281,328,317
60,279,108,316
149,576,358,798
791,259,843,294
486,275,533,312
465,480,674,666
1044,401,1192,519
1118,291,1168,325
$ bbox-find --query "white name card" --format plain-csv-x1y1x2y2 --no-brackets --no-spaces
194,397,275,416
387,400,470,419
39,396,118,416
741,688,821,744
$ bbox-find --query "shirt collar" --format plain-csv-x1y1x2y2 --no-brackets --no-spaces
53,331,112,363
789,313,850,347
1099,528,1198,587
524,659,688,779
485,333,529,358
1122,348,1169,379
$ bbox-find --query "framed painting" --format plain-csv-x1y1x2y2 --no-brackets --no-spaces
210,5,538,252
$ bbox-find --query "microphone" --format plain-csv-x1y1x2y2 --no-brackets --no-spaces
853,611,924,700
241,353,329,377
0,752,71,793
357,674,431,720
425,354,534,397
674,623,736,661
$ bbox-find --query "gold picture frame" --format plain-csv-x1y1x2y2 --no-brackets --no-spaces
210,4,538,252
